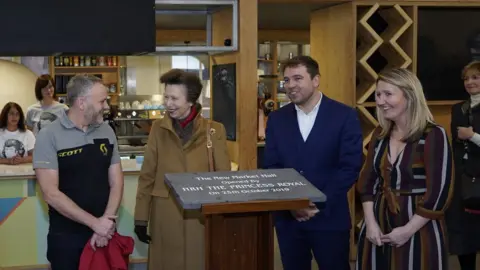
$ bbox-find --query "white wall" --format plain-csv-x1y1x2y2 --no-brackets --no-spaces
0,60,38,112
125,56,161,96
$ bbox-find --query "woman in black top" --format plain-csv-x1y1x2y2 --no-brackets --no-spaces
447,60,480,270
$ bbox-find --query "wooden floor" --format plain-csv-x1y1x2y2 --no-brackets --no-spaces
8,252,480,269
274,254,480,269
349,255,480,270
272,233,480,270
8,235,478,269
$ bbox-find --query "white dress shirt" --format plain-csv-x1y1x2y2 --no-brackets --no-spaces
295,94,323,142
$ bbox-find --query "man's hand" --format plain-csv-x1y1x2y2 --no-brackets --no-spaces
90,233,109,251
290,202,319,222
91,215,117,238
458,126,474,140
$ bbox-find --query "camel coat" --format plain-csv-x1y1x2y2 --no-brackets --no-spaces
134,113,231,270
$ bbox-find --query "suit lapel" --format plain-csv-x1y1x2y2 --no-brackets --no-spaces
286,104,305,144
304,95,330,145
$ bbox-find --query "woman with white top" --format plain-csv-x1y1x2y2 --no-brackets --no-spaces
446,60,480,270
0,102,35,165
26,74,68,135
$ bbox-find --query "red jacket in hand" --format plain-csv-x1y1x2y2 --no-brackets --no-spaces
79,232,135,270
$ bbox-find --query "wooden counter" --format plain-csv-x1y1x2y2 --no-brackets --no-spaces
0,161,147,269
0,160,239,269
0,160,141,181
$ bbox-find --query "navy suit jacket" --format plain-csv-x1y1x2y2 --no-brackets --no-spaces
264,95,363,231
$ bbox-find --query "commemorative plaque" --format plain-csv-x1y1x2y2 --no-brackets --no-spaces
164,168,326,209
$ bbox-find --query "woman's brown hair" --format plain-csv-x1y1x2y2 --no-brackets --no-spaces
0,102,26,132
160,69,203,103
35,74,57,101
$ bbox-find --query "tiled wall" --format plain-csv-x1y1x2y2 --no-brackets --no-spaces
0,175,148,269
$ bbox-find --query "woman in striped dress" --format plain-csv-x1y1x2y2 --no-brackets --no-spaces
355,68,454,270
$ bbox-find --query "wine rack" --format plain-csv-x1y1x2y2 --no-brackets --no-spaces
351,4,415,259
356,3,415,157
311,2,480,261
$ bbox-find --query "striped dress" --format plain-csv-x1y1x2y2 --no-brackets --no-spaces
355,124,454,270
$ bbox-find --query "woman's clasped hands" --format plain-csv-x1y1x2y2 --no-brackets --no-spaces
366,220,413,248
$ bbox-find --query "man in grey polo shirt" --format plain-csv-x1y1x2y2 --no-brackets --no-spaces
33,74,124,270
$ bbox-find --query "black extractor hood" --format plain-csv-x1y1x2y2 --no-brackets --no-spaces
0,0,156,56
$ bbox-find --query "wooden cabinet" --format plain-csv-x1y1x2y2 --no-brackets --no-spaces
48,56,123,105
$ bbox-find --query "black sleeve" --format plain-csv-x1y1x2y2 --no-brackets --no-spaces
451,103,467,170
445,103,467,233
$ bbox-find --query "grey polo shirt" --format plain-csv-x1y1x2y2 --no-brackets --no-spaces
33,109,120,234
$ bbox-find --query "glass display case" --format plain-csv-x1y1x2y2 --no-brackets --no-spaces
111,94,165,156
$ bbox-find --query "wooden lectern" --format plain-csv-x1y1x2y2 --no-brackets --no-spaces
202,199,310,270
164,169,326,270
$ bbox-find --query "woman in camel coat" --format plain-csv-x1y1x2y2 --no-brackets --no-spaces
134,69,231,270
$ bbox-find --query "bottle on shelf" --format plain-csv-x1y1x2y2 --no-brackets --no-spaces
53,55,119,68
109,84,117,93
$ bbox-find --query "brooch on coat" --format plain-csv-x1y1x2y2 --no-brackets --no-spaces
207,128,216,148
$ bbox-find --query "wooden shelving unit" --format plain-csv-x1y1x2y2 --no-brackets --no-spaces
48,56,122,105
257,42,279,143
256,42,310,144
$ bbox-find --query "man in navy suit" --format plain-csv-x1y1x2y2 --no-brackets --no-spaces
264,56,363,270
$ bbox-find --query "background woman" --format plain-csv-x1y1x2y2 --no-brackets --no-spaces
26,74,68,135
133,69,231,270
0,102,35,165
356,68,454,270
446,60,480,270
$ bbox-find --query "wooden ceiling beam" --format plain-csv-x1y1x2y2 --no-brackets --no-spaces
156,29,309,45
258,30,310,43
258,0,349,3
259,0,480,4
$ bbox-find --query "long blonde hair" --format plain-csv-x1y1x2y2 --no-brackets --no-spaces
462,60,480,79
376,68,434,142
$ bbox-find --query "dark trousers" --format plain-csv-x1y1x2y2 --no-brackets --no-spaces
458,253,477,270
47,232,91,270
276,224,350,270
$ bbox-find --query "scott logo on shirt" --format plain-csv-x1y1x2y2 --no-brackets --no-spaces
100,143,108,156
58,148,83,157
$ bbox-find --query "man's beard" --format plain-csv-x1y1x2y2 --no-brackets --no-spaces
288,88,314,106
85,106,103,125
